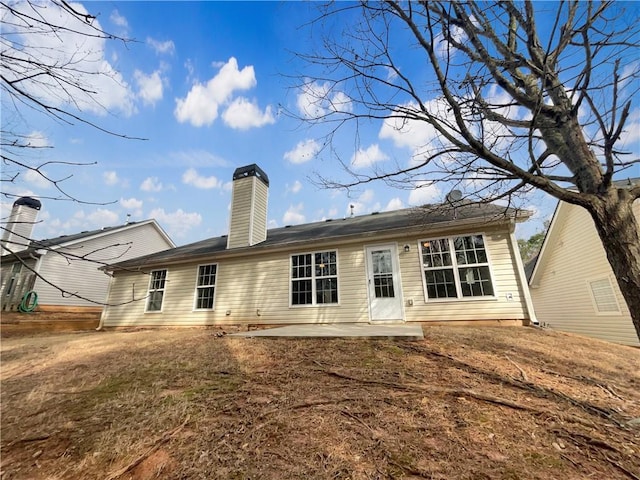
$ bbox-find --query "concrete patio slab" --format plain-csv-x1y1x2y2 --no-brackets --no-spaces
229,323,424,340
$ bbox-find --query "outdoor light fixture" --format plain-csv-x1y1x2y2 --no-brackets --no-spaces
404,244,410,253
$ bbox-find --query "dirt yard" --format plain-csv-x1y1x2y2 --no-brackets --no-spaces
1,325,639,479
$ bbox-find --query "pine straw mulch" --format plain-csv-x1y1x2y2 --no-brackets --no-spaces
1,325,639,480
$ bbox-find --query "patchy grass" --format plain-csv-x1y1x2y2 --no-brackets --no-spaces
1,326,639,480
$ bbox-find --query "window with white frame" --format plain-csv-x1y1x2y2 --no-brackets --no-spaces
194,264,217,310
146,269,167,312
291,251,338,305
421,235,495,300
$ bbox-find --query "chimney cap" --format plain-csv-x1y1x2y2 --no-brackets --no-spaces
14,196,42,210
232,164,269,186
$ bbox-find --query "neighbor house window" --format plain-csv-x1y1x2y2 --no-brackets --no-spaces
194,264,217,310
291,251,338,305
588,277,620,314
421,235,495,300
146,269,167,312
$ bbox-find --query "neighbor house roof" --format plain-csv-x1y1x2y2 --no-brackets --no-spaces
105,202,529,272
527,177,639,285
1,219,174,261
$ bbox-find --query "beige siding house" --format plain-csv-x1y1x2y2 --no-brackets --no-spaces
528,181,639,347
1,198,175,317
100,165,536,329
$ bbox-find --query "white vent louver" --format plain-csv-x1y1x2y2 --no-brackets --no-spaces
588,277,620,314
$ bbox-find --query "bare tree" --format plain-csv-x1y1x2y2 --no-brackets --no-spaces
1,0,141,201
1,0,146,306
293,1,640,339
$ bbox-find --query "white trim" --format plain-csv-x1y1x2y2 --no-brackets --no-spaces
97,274,114,330
365,242,405,322
418,233,498,303
508,230,538,324
528,200,562,287
192,263,218,311
288,249,340,307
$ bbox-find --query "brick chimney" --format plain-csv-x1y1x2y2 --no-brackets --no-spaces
227,164,269,249
1,196,42,253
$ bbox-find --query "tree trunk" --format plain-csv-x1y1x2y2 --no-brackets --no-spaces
588,193,640,341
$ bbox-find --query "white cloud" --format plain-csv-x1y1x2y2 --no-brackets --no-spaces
619,107,640,152
182,168,221,189
120,197,143,210
103,170,128,188
385,66,399,82
2,2,136,117
351,144,389,169
379,98,458,165
140,177,163,192
24,131,50,148
284,138,320,164
23,169,50,189
174,57,257,127
86,208,119,226
384,197,404,211
345,189,379,217
103,171,118,186
148,208,202,239
287,180,303,194
147,37,175,55
110,10,128,28
408,182,442,206
296,80,352,119
134,70,164,106
120,197,143,218
283,203,305,225
379,101,439,152
222,97,275,130
359,189,375,203
434,24,467,60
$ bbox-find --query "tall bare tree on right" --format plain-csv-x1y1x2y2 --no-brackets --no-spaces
295,1,640,339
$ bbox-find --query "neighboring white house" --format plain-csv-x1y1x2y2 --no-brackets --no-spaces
527,178,640,347
0,197,175,316
99,164,537,329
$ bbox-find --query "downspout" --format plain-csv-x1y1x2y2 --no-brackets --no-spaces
508,227,538,326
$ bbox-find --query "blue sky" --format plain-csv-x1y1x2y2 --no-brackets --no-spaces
3,1,639,246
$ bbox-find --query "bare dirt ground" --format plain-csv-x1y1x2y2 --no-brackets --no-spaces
1,325,639,480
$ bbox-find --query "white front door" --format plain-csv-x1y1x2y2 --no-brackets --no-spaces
365,245,404,322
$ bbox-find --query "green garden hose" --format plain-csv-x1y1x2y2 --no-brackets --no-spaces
18,291,38,313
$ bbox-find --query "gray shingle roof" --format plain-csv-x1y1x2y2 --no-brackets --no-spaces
106,202,527,271
1,220,161,260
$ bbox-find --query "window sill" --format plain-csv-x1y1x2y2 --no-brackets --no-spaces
289,303,340,308
423,296,499,304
